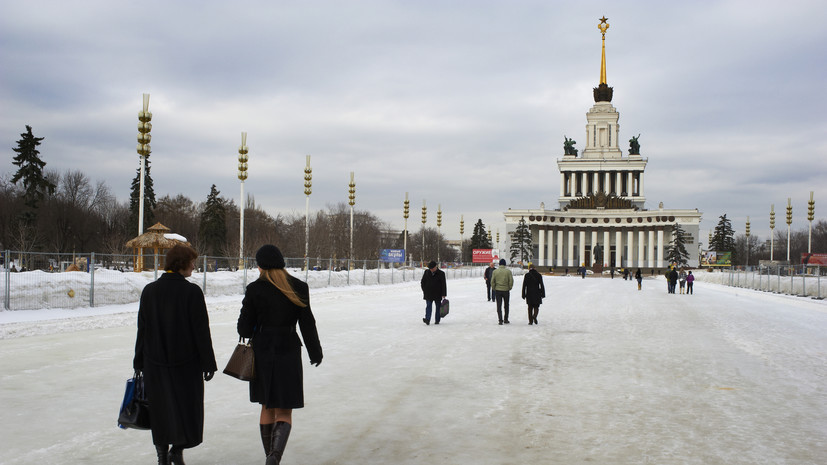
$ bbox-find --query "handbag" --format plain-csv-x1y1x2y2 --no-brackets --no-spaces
223,337,255,381
439,298,450,318
118,372,150,430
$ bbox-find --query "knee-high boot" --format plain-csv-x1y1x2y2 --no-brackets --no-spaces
155,445,169,465
532,307,539,325
266,421,292,465
169,445,185,465
260,423,275,456
527,306,533,324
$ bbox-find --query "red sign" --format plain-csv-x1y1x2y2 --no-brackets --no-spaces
472,249,500,264
801,253,827,266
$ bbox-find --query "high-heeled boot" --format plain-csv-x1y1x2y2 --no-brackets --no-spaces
266,421,292,465
260,423,275,456
169,445,185,465
155,445,169,465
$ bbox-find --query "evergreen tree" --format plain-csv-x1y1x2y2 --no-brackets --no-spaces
509,216,532,264
11,125,55,211
128,155,157,233
470,219,492,250
199,184,227,256
665,223,690,267
710,214,737,264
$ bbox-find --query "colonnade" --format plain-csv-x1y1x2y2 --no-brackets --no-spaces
535,226,666,269
560,170,642,198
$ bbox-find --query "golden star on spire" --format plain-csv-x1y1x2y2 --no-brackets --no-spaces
599,16,608,23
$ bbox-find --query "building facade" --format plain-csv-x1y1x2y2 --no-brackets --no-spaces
504,18,701,272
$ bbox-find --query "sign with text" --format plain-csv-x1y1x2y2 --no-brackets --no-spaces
700,250,731,267
472,249,500,264
801,253,827,266
380,249,405,263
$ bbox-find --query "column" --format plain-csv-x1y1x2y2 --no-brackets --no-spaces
627,229,635,267
567,229,575,267
615,229,623,268
627,172,633,197
578,229,586,267
592,172,599,195
615,171,622,195
548,227,554,267
648,229,655,268
560,173,565,198
538,227,545,267
657,228,664,269
638,228,645,267
604,172,610,194
603,229,611,266
557,229,564,267
639,170,644,197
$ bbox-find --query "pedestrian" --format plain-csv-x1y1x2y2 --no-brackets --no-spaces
237,244,323,465
635,268,643,290
623,268,629,280
686,270,695,295
610,267,615,279
490,258,514,324
679,269,687,294
521,263,545,325
133,244,217,465
420,260,447,325
484,261,496,301
668,267,679,294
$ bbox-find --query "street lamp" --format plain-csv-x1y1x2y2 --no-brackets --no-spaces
745,216,750,268
136,93,152,236
808,191,815,254
770,204,775,261
421,200,427,265
786,198,792,263
238,132,249,269
403,193,410,267
304,155,312,277
348,172,355,279
460,215,465,264
437,204,442,264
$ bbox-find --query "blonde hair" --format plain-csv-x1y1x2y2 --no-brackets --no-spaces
259,268,307,307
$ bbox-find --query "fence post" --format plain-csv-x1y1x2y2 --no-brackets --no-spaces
4,250,9,310
202,256,208,292
153,251,159,281
90,252,95,308
363,260,366,285
242,257,248,292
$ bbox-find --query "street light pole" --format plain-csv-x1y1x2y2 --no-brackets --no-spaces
136,93,152,236
786,198,792,263
403,193,410,267
348,172,355,279
770,204,775,261
808,191,815,254
460,215,465,264
237,132,248,269
437,204,442,264
304,155,312,279
745,217,750,268
421,200,427,265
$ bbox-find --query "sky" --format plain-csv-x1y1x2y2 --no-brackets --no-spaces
1,0,826,243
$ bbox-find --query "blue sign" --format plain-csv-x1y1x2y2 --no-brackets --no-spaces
380,249,405,263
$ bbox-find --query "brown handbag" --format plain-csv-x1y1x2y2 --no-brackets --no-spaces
223,338,255,381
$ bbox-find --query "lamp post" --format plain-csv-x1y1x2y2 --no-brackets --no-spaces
745,216,750,268
786,198,792,263
237,132,249,269
304,155,312,278
348,172,355,279
460,215,465,264
808,191,815,254
437,204,442,264
136,93,152,236
770,205,775,261
403,193,410,267
421,200,427,265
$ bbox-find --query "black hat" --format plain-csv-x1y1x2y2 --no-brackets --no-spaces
499,258,506,265
256,244,285,270
427,261,437,269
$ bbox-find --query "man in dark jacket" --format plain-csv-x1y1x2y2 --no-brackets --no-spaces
421,261,447,325
668,267,679,294
484,262,495,301
521,263,546,325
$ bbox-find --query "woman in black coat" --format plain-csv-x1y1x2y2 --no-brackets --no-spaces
238,245,323,465
521,263,546,325
133,244,217,465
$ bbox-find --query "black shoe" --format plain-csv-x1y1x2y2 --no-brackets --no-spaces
422,318,429,325
155,445,169,465
435,321,440,325
169,445,185,465
534,318,538,324
499,321,503,325
504,320,510,324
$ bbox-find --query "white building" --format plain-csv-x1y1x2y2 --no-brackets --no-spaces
504,19,701,272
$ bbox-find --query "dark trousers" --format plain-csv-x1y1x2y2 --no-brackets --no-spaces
495,290,510,322
527,305,539,324
687,282,694,294
486,282,492,301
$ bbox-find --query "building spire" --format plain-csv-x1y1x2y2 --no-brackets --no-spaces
593,16,613,102
598,16,609,84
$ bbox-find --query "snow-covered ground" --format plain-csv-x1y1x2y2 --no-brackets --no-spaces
1,275,825,464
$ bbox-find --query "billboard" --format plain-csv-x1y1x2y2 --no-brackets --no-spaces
700,251,731,267
379,249,405,263
472,249,500,264
801,253,827,266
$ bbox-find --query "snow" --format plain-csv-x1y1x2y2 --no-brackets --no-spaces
1,273,826,464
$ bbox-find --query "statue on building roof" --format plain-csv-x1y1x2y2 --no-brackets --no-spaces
563,136,578,156
629,134,641,155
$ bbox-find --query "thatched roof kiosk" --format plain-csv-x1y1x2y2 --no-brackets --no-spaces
125,222,191,271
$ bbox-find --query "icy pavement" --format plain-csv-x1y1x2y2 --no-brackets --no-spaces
1,276,825,464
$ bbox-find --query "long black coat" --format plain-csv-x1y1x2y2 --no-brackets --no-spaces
133,272,217,448
237,276,322,409
521,269,546,307
420,268,447,301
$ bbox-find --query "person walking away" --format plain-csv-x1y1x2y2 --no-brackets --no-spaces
668,267,679,294
134,244,217,465
635,268,643,290
484,262,496,301
490,259,514,324
686,270,695,295
421,261,447,325
521,263,545,325
679,269,687,294
237,245,323,465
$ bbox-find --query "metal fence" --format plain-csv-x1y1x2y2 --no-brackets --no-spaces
0,250,488,311
711,264,825,299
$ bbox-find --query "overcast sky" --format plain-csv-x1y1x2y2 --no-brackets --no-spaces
2,0,825,243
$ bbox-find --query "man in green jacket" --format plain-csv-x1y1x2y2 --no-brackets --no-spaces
490,258,514,325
